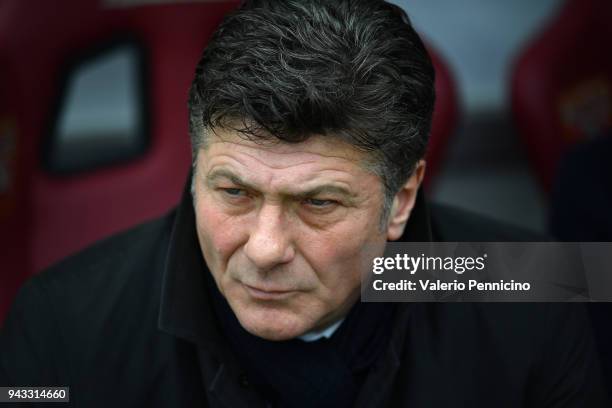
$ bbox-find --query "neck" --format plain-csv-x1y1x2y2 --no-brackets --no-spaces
298,318,345,342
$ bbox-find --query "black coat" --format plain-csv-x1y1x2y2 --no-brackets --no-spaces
0,185,608,407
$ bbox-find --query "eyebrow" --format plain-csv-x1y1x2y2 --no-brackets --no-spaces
206,169,251,189
205,168,357,201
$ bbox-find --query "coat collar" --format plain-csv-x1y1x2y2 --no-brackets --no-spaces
158,173,433,348
158,173,222,350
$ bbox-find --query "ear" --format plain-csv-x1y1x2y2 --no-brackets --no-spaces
386,160,426,241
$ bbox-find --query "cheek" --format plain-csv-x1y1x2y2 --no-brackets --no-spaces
302,219,386,291
195,198,247,264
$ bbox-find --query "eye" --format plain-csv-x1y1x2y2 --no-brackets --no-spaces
303,198,337,208
222,188,246,197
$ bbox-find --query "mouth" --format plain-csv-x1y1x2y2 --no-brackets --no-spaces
242,283,297,300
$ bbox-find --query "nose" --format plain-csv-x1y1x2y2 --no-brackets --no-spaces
243,203,295,271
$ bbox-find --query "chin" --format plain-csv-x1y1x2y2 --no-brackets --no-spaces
233,304,311,341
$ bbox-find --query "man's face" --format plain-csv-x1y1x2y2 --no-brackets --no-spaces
193,129,389,341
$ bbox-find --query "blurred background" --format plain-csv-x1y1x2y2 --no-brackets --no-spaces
402,0,558,231
0,0,610,353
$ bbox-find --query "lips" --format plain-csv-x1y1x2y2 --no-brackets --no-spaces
242,283,297,300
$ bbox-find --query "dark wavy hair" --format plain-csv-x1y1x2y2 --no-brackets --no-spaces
188,0,435,222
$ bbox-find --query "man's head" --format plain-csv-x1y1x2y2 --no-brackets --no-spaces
188,0,434,340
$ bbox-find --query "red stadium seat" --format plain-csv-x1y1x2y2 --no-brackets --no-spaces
0,0,457,322
0,0,239,322
511,0,612,192
425,48,459,190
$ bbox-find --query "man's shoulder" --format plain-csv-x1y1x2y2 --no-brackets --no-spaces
408,302,586,351
389,301,607,406
9,210,177,341
0,210,181,391
38,211,175,291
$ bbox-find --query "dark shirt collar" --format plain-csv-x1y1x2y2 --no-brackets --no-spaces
158,174,433,347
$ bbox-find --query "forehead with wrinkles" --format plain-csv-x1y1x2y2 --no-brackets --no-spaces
202,130,373,176
204,129,366,161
